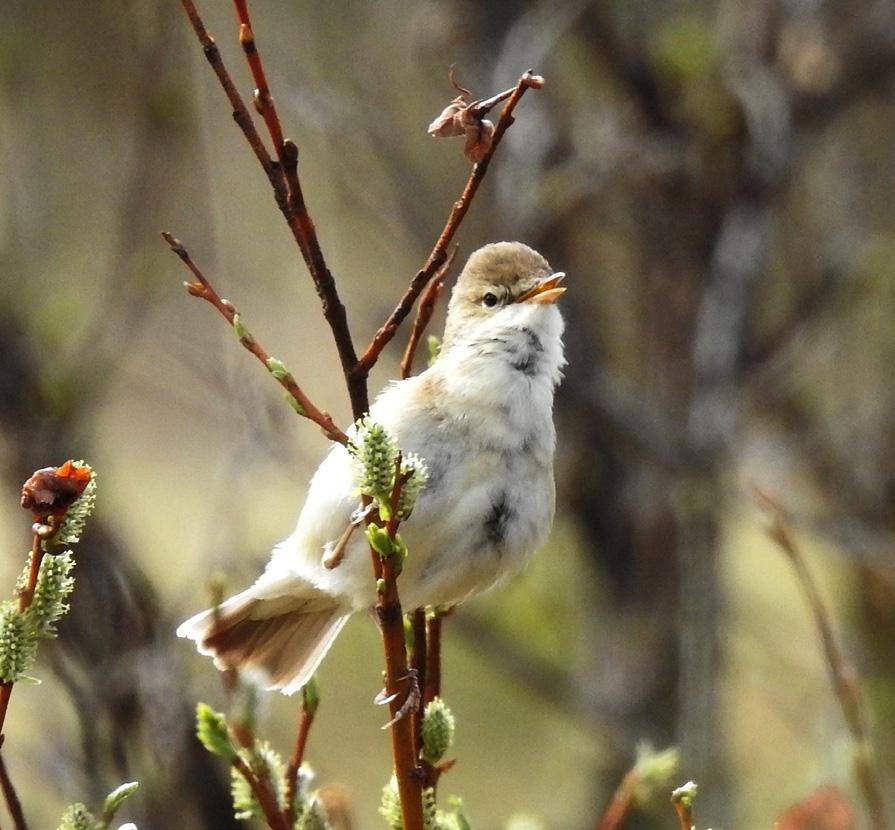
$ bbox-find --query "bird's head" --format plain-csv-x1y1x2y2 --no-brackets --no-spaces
442,241,565,350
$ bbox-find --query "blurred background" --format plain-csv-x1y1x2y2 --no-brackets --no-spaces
1,0,894,828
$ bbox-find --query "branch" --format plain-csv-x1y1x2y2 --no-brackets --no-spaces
161,232,348,445
285,681,318,825
179,0,286,201
752,486,888,830
371,462,424,830
232,755,290,830
399,249,454,379
355,70,545,376
179,0,363,416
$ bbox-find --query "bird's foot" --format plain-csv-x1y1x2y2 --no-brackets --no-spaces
375,668,421,729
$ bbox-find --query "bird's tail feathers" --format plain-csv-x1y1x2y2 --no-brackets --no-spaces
176,574,350,695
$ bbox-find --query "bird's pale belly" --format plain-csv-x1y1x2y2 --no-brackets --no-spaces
396,441,554,610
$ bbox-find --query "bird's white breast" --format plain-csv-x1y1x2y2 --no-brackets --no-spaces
270,302,565,612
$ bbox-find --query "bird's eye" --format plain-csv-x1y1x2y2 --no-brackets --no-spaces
482,292,499,308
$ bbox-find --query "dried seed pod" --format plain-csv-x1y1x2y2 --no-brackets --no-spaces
20,461,92,520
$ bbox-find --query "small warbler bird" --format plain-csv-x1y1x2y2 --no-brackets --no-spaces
178,241,566,693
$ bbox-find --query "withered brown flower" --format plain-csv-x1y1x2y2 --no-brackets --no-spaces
21,461,93,520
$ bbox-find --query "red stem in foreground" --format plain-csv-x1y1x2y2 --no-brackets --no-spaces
285,705,315,824
595,768,640,830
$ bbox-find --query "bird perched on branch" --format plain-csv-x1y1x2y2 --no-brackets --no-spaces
178,241,566,693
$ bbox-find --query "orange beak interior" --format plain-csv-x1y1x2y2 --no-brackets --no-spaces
517,272,566,305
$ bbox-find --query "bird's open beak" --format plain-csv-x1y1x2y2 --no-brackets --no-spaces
516,272,566,305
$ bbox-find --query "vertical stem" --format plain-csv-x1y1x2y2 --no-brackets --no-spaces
377,571,423,830
595,769,639,830
285,705,315,823
423,611,446,707
410,609,427,754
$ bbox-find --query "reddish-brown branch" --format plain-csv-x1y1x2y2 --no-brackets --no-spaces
355,70,544,376
409,608,427,752
285,705,315,824
0,749,27,830
365,463,424,830
162,232,348,444
179,0,363,417
672,799,694,830
423,608,451,707
400,249,454,379
179,0,286,202
596,768,640,830
231,1,287,158
376,568,423,830
232,755,290,830
753,486,888,830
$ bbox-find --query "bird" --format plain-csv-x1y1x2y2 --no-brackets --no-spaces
177,241,566,694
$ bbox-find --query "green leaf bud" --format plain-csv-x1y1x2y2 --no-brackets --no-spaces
631,743,679,806
195,703,237,761
233,313,248,340
0,603,37,683
266,357,290,380
420,697,455,764
366,523,395,558
302,675,321,715
671,780,698,810
426,335,441,367
102,781,139,823
284,392,307,416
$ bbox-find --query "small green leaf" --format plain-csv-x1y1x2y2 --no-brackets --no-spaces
102,781,139,823
266,357,290,380
426,336,441,367
196,703,237,761
302,675,321,715
233,313,248,340
366,523,394,558
284,392,307,416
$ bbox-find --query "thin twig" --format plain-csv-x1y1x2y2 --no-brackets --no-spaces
400,249,454,379
423,608,451,707
356,70,545,376
231,0,287,164
595,767,641,830
179,0,286,202
179,0,363,416
284,700,315,824
369,460,424,830
232,755,290,830
753,486,888,830
0,749,27,830
161,232,348,444
409,608,427,752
